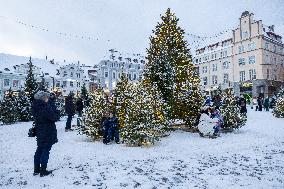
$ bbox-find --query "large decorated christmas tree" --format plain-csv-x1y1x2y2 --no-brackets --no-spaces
120,81,169,146
144,8,202,127
79,89,112,140
0,90,18,124
220,88,247,130
273,88,284,118
24,57,38,102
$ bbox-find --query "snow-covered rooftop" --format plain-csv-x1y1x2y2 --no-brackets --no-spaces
0,53,60,77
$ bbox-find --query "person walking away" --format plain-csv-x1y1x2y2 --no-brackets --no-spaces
264,96,270,111
65,93,75,131
32,91,60,177
75,97,84,117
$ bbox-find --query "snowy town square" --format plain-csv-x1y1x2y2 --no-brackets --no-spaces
0,1,284,189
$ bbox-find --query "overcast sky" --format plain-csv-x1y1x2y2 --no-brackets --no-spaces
0,0,283,65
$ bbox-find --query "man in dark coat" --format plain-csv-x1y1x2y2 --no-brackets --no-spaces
32,91,60,177
65,93,75,131
75,97,84,117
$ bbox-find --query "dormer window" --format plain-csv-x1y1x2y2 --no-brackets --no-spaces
4,68,10,71
63,71,67,77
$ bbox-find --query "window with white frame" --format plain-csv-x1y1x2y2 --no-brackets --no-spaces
76,73,80,78
239,58,245,65
248,43,256,51
239,45,244,53
56,81,60,87
249,69,256,80
266,69,269,79
248,56,256,64
63,71,67,77
127,73,131,80
223,74,229,84
70,81,74,87
113,72,116,79
133,73,137,80
212,75,218,85
265,42,269,49
242,31,248,39
202,66,208,73
223,61,229,69
77,82,80,88
203,77,208,85
105,72,108,78
274,57,277,64
4,79,10,87
63,81,67,87
13,80,19,88
239,71,245,81
70,72,73,77
212,64,217,71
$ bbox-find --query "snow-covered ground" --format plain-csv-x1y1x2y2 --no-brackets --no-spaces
1,108,284,189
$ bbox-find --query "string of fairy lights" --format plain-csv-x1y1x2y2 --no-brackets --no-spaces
1,15,282,52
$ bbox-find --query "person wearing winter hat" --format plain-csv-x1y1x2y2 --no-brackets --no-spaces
32,91,60,177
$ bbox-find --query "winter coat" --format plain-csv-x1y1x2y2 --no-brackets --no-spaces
49,98,60,121
264,98,269,108
198,113,219,136
76,98,84,112
103,117,119,129
65,96,75,116
32,99,60,148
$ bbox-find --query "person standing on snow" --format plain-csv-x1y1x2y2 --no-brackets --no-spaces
239,96,247,114
263,96,270,111
32,91,60,177
103,112,120,144
65,93,75,132
75,97,84,117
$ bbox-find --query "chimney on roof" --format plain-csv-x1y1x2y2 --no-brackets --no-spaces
64,59,66,63
45,56,47,60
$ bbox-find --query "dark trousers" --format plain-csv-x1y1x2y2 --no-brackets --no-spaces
107,127,119,142
34,145,52,167
65,115,72,129
103,126,119,143
258,105,263,111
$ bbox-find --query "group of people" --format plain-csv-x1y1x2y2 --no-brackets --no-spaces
252,96,271,112
197,106,223,138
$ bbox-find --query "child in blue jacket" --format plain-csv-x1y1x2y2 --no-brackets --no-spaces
103,112,120,144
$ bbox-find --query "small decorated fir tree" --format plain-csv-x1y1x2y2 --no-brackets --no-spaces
273,88,284,118
120,81,169,146
113,73,132,129
0,90,18,124
16,91,32,121
220,88,247,130
79,89,112,140
24,57,38,102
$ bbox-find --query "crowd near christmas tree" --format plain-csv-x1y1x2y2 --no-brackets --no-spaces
1,8,284,178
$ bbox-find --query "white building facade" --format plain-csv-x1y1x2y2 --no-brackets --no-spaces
96,51,146,91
